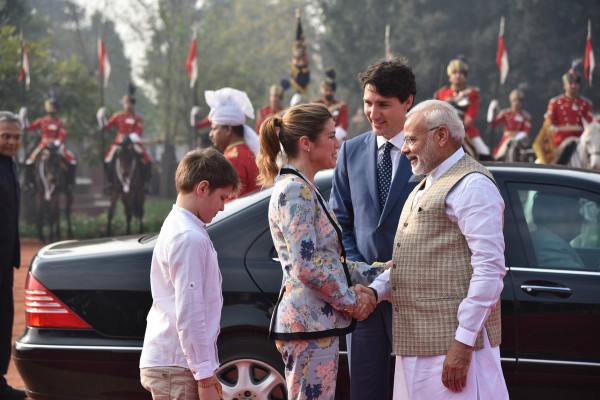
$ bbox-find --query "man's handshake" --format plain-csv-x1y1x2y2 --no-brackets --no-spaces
347,285,378,321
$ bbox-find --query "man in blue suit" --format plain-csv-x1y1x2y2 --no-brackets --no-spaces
330,58,418,400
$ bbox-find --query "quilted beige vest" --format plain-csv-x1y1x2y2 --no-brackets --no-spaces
390,155,502,356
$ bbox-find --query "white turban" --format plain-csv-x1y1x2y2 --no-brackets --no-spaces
205,87,258,154
205,87,254,125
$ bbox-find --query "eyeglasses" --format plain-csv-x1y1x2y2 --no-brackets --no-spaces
403,126,440,147
0,133,21,142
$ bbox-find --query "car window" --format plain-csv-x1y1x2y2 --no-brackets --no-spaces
513,185,600,271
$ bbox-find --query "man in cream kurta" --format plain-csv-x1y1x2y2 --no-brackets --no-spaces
370,100,509,399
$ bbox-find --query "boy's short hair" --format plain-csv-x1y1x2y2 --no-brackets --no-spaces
175,147,240,195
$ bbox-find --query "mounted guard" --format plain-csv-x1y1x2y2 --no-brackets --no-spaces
534,61,594,164
487,89,533,161
21,98,77,190
97,94,152,194
435,57,491,159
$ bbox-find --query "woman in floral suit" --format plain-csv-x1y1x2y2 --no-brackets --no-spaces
256,103,388,400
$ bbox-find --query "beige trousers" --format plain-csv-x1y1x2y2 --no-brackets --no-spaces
140,366,199,400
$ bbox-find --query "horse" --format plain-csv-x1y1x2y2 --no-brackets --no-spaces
106,134,146,236
34,141,73,243
496,136,537,163
552,119,600,171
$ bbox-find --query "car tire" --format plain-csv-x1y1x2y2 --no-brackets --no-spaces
217,332,287,400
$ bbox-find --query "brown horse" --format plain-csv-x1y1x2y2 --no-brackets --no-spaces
34,141,73,243
106,134,145,236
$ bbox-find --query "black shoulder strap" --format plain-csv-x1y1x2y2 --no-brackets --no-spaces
279,168,352,285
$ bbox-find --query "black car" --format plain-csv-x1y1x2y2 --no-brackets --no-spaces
14,163,600,400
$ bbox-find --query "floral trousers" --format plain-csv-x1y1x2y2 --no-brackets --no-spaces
275,336,339,400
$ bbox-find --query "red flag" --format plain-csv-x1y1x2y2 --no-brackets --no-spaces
585,20,595,87
496,17,509,85
186,37,198,89
97,37,111,88
18,43,30,90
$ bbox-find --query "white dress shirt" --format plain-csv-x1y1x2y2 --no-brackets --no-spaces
377,132,405,182
140,205,222,380
371,148,509,399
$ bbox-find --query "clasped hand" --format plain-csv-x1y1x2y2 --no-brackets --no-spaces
348,285,377,320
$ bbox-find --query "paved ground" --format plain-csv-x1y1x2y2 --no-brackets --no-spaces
7,239,45,393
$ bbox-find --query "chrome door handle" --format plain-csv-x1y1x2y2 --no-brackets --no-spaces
520,285,572,296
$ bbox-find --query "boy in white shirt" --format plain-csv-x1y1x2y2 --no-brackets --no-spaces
140,148,240,400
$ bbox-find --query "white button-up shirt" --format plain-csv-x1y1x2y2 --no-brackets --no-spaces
140,205,222,380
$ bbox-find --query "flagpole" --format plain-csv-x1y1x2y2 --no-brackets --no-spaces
192,29,198,107
19,25,28,163
186,29,199,147
487,16,506,157
191,33,198,149
98,27,106,183
585,19,595,88
385,24,392,60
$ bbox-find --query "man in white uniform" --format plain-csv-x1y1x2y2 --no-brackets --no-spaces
369,99,509,399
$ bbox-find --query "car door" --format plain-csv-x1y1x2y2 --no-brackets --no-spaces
504,181,600,399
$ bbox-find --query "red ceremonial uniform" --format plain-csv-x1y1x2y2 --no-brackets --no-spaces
314,99,349,130
490,109,531,157
104,112,151,163
26,116,75,164
255,106,284,133
435,86,481,138
224,141,259,201
545,94,593,147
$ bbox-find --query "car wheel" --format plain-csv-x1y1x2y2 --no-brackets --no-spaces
217,332,287,400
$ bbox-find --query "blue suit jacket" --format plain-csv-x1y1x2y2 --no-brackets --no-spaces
330,131,418,264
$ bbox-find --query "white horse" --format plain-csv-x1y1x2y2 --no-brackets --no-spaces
553,118,600,171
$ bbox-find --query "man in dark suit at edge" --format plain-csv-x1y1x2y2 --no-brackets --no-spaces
0,111,26,400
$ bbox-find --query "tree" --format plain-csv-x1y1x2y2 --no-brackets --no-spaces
131,0,320,195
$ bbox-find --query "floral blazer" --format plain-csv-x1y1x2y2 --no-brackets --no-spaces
268,167,385,340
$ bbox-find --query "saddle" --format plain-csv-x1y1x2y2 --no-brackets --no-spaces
553,138,579,165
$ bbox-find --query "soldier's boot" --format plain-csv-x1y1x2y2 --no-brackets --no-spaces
103,161,113,195
142,162,152,194
24,163,35,192
66,163,76,190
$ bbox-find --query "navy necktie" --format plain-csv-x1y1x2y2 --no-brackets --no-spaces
377,141,394,209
